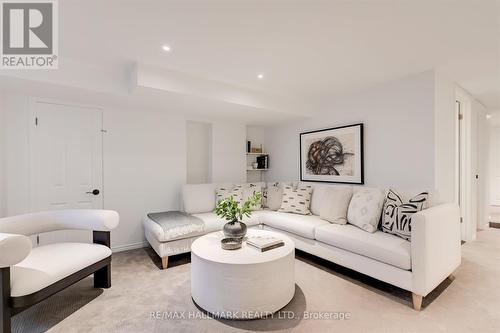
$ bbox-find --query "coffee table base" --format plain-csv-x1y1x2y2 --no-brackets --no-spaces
191,251,295,319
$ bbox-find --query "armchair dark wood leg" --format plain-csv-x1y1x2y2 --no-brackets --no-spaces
1,267,11,333
94,264,111,288
93,231,111,288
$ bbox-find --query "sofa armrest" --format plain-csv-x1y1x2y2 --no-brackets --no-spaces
0,233,32,268
0,210,119,236
411,203,461,296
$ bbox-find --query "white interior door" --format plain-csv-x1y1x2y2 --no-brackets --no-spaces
31,100,103,245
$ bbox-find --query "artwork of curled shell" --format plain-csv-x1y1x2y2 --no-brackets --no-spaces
305,136,347,175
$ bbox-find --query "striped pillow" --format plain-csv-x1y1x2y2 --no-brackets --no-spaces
278,185,313,215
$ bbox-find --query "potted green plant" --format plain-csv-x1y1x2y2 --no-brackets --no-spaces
214,192,262,238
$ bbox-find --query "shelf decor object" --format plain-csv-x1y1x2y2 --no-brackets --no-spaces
300,123,364,184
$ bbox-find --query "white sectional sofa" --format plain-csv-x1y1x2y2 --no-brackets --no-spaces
144,182,461,310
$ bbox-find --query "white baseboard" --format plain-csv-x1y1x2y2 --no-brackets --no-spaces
112,241,149,253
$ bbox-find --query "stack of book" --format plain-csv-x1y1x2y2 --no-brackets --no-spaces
256,154,269,169
246,236,284,252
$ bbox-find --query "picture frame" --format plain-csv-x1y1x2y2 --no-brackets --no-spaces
300,123,364,184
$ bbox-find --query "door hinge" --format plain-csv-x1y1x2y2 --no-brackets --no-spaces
36,234,40,245
35,117,38,126
460,217,463,224
458,113,463,120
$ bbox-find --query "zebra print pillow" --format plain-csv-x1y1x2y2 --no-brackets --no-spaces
382,189,428,241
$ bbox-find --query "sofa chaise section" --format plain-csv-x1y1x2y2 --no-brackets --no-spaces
143,210,261,269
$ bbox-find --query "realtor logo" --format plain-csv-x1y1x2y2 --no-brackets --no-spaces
1,0,58,69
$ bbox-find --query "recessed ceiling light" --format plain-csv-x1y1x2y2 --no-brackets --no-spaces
162,45,171,52
257,74,264,79
486,114,492,120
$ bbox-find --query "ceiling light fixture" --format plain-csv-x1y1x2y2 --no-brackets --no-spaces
257,74,264,79
486,114,492,120
162,45,171,52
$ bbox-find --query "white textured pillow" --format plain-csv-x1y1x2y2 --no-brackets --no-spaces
183,184,217,214
241,184,263,210
263,182,286,210
347,188,385,233
216,186,243,205
320,187,353,224
279,185,313,215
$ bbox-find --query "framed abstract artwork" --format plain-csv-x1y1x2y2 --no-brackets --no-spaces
300,123,364,184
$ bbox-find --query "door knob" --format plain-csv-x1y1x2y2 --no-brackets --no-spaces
86,189,100,195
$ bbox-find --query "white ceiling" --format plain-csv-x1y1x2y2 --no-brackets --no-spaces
58,0,499,108
1,0,499,122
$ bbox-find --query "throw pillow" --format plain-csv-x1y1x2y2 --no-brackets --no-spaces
319,187,353,224
347,188,385,233
263,182,286,210
216,186,243,205
241,183,263,210
382,189,428,241
278,185,313,215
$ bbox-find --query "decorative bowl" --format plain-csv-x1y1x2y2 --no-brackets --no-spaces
221,237,242,250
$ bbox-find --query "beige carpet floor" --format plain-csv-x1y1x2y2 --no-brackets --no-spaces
12,228,500,333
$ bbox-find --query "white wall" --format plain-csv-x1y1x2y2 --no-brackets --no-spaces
265,71,436,191
474,101,490,230
0,93,246,250
489,113,500,206
434,72,457,203
102,108,187,250
211,121,246,183
186,121,212,184
2,94,31,216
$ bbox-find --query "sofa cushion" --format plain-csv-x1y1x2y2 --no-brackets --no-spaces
183,183,217,214
315,223,411,270
260,211,329,239
347,187,385,233
192,212,261,233
240,183,264,210
10,243,111,297
263,182,292,210
298,182,328,216
143,214,205,242
319,186,353,224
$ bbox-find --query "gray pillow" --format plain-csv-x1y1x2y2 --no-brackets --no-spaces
319,187,353,224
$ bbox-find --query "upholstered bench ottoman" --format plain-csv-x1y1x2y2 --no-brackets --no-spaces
143,212,205,269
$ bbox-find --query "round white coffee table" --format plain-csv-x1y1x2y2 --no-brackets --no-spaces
191,229,295,319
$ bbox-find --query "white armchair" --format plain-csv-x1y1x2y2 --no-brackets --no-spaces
0,210,119,333
0,234,31,269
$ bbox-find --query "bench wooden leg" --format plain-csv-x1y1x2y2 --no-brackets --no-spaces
94,263,111,288
1,268,11,333
412,293,423,311
162,257,169,269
